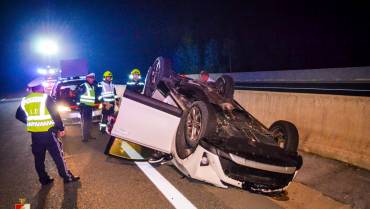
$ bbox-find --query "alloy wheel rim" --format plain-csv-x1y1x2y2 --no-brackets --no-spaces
186,106,202,142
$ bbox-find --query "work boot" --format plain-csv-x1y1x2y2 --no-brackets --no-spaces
99,125,106,134
41,177,54,186
64,174,80,184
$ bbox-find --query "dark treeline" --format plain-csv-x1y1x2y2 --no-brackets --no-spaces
1,0,370,94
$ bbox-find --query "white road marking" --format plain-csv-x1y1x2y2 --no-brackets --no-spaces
121,141,197,209
0,98,5,102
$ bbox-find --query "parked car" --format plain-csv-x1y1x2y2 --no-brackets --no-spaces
106,57,303,193
50,76,102,124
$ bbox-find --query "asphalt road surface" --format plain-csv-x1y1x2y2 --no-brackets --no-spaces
0,98,367,209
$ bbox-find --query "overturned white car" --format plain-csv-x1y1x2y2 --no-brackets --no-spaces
105,57,303,193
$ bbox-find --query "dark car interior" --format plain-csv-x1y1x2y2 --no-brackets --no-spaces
52,80,84,105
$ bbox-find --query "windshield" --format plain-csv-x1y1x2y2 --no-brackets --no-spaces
105,137,155,161
52,80,84,103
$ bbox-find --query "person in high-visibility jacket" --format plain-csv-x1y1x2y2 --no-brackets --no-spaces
98,70,118,132
15,77,80,185
126,68,144,93
76,73,98,142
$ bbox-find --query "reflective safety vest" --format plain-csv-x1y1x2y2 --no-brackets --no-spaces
21,93,55,132
79,83,96,106
98,81,116,102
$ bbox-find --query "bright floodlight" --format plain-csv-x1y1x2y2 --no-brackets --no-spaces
37,68,47,75
35,38,59,56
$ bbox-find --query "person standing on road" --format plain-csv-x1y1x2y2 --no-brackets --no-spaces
77,73,98,142
15,77,80,185
98,70,118,133
126,68,144,93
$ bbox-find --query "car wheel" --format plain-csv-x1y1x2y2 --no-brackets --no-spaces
215,75,234,99
143,57,173,97
175,110,194,159
175,101,216,159
269,120,299,152
184,101,216,148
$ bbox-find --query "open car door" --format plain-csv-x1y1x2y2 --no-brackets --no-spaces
109,90,182,159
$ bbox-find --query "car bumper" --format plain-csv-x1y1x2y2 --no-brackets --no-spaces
199,141,301,192
219,157,296,192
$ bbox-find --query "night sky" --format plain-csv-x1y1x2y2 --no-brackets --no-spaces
1,0,370,94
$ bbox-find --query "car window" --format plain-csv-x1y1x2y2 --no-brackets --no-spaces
53,80,84,100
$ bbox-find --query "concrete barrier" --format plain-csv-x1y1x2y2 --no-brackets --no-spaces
234,90,370,170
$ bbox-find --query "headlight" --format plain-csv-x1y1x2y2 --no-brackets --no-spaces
57,105,71,112
98,103,103,109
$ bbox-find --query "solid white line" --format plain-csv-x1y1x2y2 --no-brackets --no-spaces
121,141,197,209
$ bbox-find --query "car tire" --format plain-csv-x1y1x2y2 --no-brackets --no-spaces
184,101,216,148
143,57,173,97
215,75,234,99
269,120,299,152
175,101,216,159
175,109,194,159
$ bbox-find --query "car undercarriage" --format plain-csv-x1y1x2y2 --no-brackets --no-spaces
106,57,303,193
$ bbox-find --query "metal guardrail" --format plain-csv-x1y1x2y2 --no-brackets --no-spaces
188,66,370,96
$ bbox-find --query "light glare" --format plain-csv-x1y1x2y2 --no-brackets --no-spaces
37,68,47,75
35,38,59,56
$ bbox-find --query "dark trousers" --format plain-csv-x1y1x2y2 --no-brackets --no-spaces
31,132,71,184
80,105,93,141
100,102,114,131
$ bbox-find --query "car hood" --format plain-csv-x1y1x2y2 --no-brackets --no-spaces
202,136,301,168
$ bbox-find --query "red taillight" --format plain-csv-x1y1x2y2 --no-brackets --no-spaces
70,105,78,110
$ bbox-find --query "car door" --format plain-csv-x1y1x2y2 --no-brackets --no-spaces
111,89,182,154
